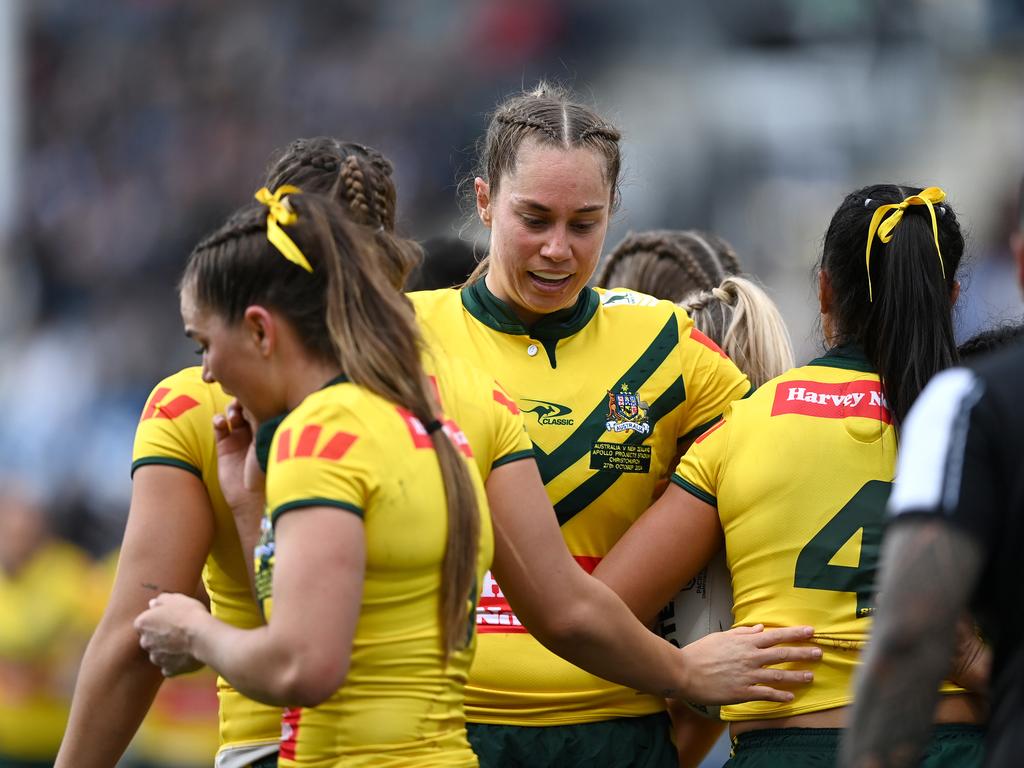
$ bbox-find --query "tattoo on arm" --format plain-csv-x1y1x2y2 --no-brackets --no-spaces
141,582,160,592
839,520,984,768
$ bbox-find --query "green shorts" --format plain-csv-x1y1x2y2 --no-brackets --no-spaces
467,712,676,768
725,724,985,767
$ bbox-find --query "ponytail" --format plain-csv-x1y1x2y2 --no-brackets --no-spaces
681,276,794,388
863,212,958,428
308,198,481,658
821,184,964,429
186,192,480,657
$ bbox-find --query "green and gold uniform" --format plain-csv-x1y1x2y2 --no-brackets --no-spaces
255,355,532,767
409,284,749,737
133,367,281,766
674,345,965,722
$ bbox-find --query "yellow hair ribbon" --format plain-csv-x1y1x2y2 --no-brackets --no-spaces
254,185,313,273
864,186,947,301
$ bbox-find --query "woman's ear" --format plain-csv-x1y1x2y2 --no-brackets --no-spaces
950,279,961,308
475,177,492,227
243,306,275,357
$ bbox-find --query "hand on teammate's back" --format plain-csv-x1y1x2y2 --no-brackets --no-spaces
677,624,821,705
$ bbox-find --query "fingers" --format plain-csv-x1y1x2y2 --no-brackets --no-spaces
751,667,814,686
741,684,798,703
759,644,822,665
750,625,815,648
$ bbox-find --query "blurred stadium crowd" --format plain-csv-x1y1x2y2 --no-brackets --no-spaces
1,1,1023,764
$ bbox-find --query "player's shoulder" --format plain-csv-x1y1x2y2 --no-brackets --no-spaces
408,286,462,316
593,287,690,338
141,366,229,423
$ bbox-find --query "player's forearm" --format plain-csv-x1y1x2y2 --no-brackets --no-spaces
532,573,692,697
187,612,342,708
56,621,164,768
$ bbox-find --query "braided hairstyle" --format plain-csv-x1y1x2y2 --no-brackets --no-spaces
264,138,419,290
821,184,965,429
597,229,793,388
680,277,794,388
466,82,623,284
595,229,741,300
182,193,480,658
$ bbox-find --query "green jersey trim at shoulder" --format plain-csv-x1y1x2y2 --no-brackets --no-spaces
680,415,722,445
491,449,535,471
131,456,202,480
670,475,718,508
270,498,365,525
460,280,599,341
807,343,874,373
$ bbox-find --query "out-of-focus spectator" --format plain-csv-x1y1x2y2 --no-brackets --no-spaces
0,485,93,767
407,235,481,290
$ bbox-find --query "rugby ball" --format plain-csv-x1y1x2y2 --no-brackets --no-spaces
656,551,733,719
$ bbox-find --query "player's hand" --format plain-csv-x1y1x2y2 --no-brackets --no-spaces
677,624,820,705
214,400,265,521
134,593,208,677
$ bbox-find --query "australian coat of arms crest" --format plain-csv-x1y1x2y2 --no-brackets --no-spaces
605,383,651,435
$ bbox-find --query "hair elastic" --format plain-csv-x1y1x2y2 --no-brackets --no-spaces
254,185,314,273
424,419,444,434
864,186,947,301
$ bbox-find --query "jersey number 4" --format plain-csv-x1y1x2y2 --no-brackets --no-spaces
793,480,892,619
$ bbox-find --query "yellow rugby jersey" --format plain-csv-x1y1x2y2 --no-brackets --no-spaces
256,357,528,768
132,367,282,758
674,345,962,721
410,282,750,725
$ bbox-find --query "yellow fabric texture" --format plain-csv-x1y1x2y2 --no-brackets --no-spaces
0,540,93,761
674,352,963,721
258,353,528,767
410,286,750,725
132,367,282,755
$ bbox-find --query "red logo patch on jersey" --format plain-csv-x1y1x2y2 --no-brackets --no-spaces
493,388,520,415
396,408,474,459
477,556,600,634
690,328,727,358
141,387,200,421
280,706,302,760
275,426,358,464
771,380,891,424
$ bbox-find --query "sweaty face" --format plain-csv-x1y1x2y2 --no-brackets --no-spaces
180,288,282,421
482,141,611,325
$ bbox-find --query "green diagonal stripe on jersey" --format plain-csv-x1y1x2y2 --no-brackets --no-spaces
534,314,681,485
553,376,687,526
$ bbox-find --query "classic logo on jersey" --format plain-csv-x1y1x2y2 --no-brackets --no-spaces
771,380,892,424
141,387,200,421
600,288,659,307
605,383,651,435
520,398,575,426
275,425,358,464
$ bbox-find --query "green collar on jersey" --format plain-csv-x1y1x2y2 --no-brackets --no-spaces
460,279,599,368
254,373,350,473
807,343,874,373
